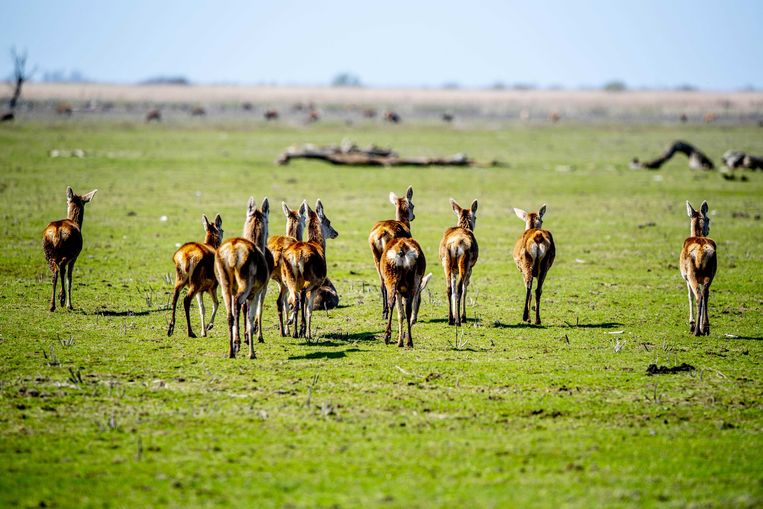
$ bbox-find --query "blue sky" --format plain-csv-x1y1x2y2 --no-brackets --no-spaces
2,0,762,90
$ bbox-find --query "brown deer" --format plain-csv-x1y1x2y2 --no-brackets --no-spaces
679,201,717,336
267,201,306,336
381,237,432,347
214,197,271,358
167,214,223,338
439,199,479,326
146,109,161,122
281,200,339,340
513,205,556,325
42,187,97,311
368,186,415,319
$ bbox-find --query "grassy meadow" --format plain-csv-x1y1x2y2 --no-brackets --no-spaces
0,119,761,508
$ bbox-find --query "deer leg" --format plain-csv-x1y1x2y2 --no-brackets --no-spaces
453,276,463,327
522,275,533,323
384,288,395,344
405,296,414,349
299,290,308,338
257,285,267,343
396,295,405,347
446,269,454,325
65,260,75,309
685,281,695,333
693,287,703,337
276,283,286,337
460,277,468,324
49,265,59,312
207,288,219,333
58,263,67,308
702,284,711,336
167,281,183,336
375,258,388,320
290,291,301,339
196,293,207,337
305,289,318,341
183,292,197,338
535,270,547,325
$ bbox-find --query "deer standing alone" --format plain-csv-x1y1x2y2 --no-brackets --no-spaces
679,201,717,336
267,201,306,336
42,186,97,311
439,198,479,326
280,200,338,340
369,186,415,319
513,205,555,325
167,214,223,338
381,237,432,348
214,197,271,358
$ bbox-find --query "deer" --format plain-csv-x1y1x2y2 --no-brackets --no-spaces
513,205,555,325
42,186,98,312
380,237,432,348
167,214,223,338
214,197,271,359
679,201,717,336
439,198,479,326
267,201,307,337
368,186,415,319
280,200,339,340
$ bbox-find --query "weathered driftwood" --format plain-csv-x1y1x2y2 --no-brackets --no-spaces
722,150,763,170
276,142,474,167
630,140,714,170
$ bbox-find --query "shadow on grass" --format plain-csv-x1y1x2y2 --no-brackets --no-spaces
492,321,546,329
726,335,763,341
321,331,378,342
288,347,363,360
563,321,623,329
92,307,168,317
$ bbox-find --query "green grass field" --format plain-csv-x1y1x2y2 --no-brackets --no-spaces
1,120,761,508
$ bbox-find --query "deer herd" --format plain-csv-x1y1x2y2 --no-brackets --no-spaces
43,186,718,358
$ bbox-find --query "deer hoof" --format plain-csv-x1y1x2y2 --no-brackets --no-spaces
206,323,214,331
249,352,257,360
49,304,56,312
257,337,265,344
188,331,197,339
689,321,695,333
167,324,174,337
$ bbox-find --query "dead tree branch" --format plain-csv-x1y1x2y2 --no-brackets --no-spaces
630,140,714,170
276,141,476,167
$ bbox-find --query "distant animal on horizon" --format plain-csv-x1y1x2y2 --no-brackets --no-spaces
1,111,14,122
369,186,415,320
439,198,479,326
384,111,401,123
146,109,161,122
513,205,555,325
215,197,271,358
167,214,223,338
381,237,432,348
264,109,279,121
42,186,98,311
191,106,206,117
680,201,717,336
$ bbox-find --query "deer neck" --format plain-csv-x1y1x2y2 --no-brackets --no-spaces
244,217,268,252
690,219,704,238
395,208,410,228
457,215,472,231
204,231,221,248
286,218,304,240
306,216,325,252
67,203,84,229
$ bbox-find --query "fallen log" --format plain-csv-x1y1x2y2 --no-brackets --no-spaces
722,150,763,170
630,140,714,170
276,141,475,167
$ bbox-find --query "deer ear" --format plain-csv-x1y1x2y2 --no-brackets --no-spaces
450,198,461,216
282,202,291,217
299,200,308,217
406,186,414,200
389,192,399,206
202,214,210,228
214,214,222,227
470,199,478,214
66,186,74,201
82,189,97,202
247,197,256,216
539,204,547,218
420,272,433,291
686,201,695,217
261,197,270,215
315,199,324,218
700,200,709,215
514,208,527,221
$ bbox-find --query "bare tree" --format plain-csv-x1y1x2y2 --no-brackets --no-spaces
8,47,35,111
